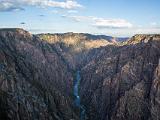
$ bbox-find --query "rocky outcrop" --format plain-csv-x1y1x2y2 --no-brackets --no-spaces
0,28,78,120
0,29,160,120
150,58,160,120
80,35,160,120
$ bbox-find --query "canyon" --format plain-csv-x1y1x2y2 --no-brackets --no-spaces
0,28,160,120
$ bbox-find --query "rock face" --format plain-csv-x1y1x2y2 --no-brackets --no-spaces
80,35,160,120
0,28,78,120
0,28,160,120
150,58,160,120
37,33,127,69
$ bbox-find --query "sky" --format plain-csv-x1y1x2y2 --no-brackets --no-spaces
0,0,160,37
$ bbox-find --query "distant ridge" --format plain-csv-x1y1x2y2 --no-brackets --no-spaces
37,32,129,43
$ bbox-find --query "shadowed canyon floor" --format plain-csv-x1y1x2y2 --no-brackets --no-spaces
0,28,160,120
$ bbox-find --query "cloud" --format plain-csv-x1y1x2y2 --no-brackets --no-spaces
93,18,133,28
67,10,78,13
150,22,157,26
50,9,78,15
64,15,133,28
135,27,160,34
150,22,160,28
66,15,93,22
0,0,83,12
0,1,24,12
21,0,83,9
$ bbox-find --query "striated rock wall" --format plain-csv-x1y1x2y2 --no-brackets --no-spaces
37,33,116,69
80,35,160,120
0,29,160,120
0,28,78,120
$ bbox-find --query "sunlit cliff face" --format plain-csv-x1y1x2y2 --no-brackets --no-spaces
38,33,113,52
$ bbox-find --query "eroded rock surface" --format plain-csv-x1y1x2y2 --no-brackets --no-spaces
80,35,160,120
0,28,78,120
0,29,160,120
37,33,126,69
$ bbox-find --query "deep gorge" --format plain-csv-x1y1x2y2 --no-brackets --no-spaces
0,28,160,120
74,70,86,120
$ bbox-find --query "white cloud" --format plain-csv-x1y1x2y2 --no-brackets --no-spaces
66,15,93,22
150,22,160,28
64,15,133,28
51,9,78,15
0,0,83,12
93,18,133,28
135,27,160,34
67,10,78,13
96,27,160,37
0,1,24,11
150,22,157,26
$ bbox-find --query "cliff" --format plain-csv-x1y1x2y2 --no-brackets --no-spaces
0,28,78,120
80,34,160,120
0,29,160,120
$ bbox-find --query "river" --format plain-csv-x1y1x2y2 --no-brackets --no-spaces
74,70,86,120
